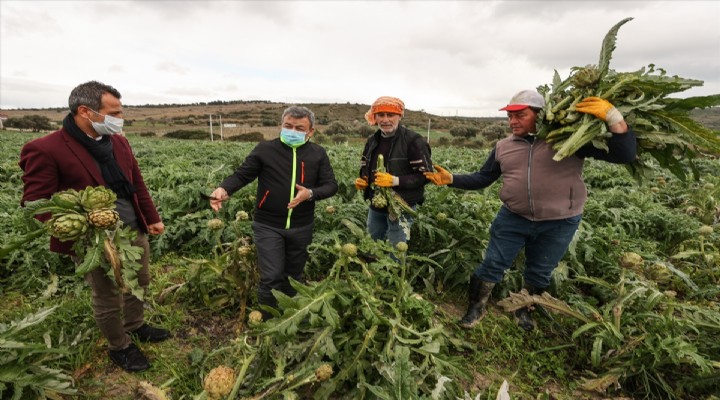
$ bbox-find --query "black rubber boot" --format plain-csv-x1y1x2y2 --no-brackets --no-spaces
458,276,495,329
514,285,545,331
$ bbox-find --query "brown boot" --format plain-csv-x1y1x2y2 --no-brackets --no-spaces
458,276,495,329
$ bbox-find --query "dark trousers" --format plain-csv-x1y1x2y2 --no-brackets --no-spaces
252,221,313,308
83,232,150,350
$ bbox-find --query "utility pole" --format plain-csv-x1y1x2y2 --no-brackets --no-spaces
427,118,431,143
209,114,214,141
219,114,223,140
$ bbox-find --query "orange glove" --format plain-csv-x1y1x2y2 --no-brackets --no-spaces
575,97,624,125
374,172,398,187
423,165,453,186
354,176,368,190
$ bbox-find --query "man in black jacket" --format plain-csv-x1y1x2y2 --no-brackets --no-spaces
355,96,432,246
210,106,338,317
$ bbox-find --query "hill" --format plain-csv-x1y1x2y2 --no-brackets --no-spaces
0,101,506,142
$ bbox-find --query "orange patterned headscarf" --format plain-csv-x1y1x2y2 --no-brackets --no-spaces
364,96,405,125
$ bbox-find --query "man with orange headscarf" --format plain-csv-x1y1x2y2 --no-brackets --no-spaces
355,96,433,246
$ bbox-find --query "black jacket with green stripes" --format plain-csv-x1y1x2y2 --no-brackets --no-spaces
220,138,338,229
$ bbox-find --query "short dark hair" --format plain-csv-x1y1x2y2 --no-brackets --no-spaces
282,105,315,129
68,81,122,115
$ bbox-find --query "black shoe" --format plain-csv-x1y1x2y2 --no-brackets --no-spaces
130,323,171,342
108,343,150,372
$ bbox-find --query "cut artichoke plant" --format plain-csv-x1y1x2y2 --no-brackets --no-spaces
19,186,146,299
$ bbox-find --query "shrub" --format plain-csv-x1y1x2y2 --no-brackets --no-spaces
324,121,350,136
449,125,479,138
355,124,376,137
164,129,209,140
332,135,348,144
435,137,451,147
227,132,265,142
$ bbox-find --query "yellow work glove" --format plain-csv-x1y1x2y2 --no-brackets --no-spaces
374,172,398,187
423,165,453,186
575,97,624,125
354,176,368,190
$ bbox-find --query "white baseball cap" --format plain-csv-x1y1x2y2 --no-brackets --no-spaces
499,90,545,111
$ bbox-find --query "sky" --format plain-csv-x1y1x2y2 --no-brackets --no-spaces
1,0,719,118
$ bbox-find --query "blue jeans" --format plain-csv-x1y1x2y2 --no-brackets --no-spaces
474,207,582,289
367,208,414,247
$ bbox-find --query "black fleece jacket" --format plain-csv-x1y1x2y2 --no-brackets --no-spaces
220,139,338,229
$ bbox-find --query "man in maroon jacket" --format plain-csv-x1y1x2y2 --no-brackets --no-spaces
19,81,169,372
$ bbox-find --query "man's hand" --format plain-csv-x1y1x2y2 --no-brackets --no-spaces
423,164,453,186
148,222,165,235
374,172,398,187
354,176,368,190
288,184,311,209
209,187,229,212
575,97,624,125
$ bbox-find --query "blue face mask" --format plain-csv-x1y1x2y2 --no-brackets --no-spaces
280,128,307,148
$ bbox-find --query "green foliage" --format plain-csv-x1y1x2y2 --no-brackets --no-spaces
0,307,76,398
536,17,720,182
2,131,719,399
203,224,469,398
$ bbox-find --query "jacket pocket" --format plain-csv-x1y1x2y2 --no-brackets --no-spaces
258,190,270,209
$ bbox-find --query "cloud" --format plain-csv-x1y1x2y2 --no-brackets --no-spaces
1,0,718,116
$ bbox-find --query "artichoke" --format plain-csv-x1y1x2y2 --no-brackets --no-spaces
80,186,117,211
51,189,82,209
619,252,643,271
235,210,249,221
203,366,236,399
315,363,333,382
207,218,224,230
48,213,89,241
341,243,357,257
248,310,263,326
371,192,387,208
569,65,601,88
699,225,714,236
396,242,408,253
88,208,120,229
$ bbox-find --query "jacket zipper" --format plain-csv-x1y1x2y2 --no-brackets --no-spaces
285,147,298,229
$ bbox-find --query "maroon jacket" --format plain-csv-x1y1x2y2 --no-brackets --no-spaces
19,128,161,254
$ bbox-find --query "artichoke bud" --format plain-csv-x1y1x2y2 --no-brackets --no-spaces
396,242,408,253
207,218,224,230
88,208,120,229
371,192,387,208
341,243,357,257
619,252,643,271
203,366,236,399
570,65,601,88
315,363,333,382
51,189,82,209
80,186,117,211
248,310,263,325
49,212,89,241
235,211,249,221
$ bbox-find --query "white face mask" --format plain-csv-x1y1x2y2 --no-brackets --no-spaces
88,109,124,135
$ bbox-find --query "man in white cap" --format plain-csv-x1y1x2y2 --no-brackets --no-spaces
424,90,636,330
